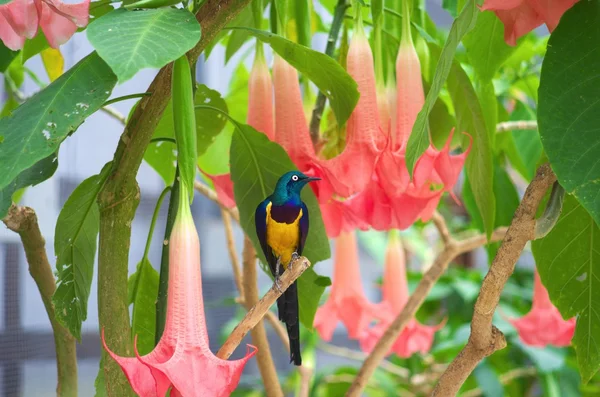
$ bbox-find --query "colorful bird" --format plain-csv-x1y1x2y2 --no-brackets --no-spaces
255,171,320,366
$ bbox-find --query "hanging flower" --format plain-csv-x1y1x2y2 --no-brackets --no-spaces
480,0,578,46
359,234,444,358
313,231,377,340
0,0,90,50
102,189,256,397
506,270,575,347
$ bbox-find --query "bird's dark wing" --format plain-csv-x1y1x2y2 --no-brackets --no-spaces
255,198,277,277
297,202,309,257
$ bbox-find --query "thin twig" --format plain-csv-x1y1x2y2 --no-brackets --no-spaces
461,367,537,397
298,366,313,397
241,237,283,397
318,343,409,379
3,205,78,396
431,211,451,245
346,219,508,396
100,105,127,125
217,256,311,359
432,164,556,396
193,179,240,222
495,120,537,133
221,209,244,297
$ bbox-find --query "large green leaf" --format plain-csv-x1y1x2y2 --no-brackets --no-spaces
0,51,116,192
87,8,201,82
447,58,495,237
229,123,331,330
53,163,111,341
538,0,600,230
127,258,159,356
144,84,228,185
229,27,359,127
532,195,600,382
405,0,479,174
0,152,58,218
462,10,516,81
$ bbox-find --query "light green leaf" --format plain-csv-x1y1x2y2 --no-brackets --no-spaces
532,194,600,382
405,0,479,175
87,8,201,82
0,152,58,218
462,10,516,81
447,58,495,237
229,27,359,127
128,258,159,356
229,123,331,329
0,52,116,192
538,0,600,230
144,84,228,185
225,5,254,63
53,163,111,341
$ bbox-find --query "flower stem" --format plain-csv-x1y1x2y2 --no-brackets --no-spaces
143,186,172,260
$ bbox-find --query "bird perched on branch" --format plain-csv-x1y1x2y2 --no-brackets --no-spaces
255,171,320,366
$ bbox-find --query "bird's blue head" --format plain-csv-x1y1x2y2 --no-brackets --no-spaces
272,171,320,205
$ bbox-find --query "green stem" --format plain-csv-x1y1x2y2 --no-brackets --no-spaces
143,187,171,260
308,0,349,143
155,169,180,342
96,1,253,395
103,93,151,107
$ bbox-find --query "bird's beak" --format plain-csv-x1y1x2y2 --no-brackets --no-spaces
305,177,321,183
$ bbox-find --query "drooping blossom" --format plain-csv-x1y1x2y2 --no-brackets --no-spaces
481,0,578,46
102,187,256,397
0,0,90,50
505,269,575,347
313,231,377,340
359,233,444,358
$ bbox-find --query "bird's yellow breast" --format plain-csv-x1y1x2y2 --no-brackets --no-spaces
265,202,302,267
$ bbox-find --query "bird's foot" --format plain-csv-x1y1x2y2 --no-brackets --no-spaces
290,252,300,267
274,275,283,293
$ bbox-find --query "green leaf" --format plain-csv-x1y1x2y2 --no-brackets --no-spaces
0,51,116,192
144,84,228,184
532,194,600,382
501,101,541,181
229,27,359,127
229,123,331,329
462,10,516,81
22,32,50,63
172,55,197,199
53,163,111,341
0,152,58,218
405,0,479,175
473,360,504,397
442,0,458,17
225,5,254,63
0,42,19,73
538,0,600,230
87,8,201,82
128,258,159,356
447,58,495,237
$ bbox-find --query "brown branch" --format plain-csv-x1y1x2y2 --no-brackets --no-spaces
221,209,244,297
432,163,556,396
431,211,452,245
3,205,78,396
298,366,313,397
239,237,283,397
100,105,126,125
216,256,311,359
194,179,240,222
496,120,537,133
346,222,508,396
96,1,252,394
461,367,537,397
318,343,409,379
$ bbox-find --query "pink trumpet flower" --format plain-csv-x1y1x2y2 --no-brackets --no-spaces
102,190,256,397
359,234,443,358
0,0,90,50
314,231,377,340
480,0,578,46
506,270,575,347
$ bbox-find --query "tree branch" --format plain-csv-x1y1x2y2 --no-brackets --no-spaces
240,237,283,397
96,1,252,394
3,205,78,396
194,179,240,222
217,256,311,359
432,163,556,396
346,221,508,396
495,120,537,133
222,209,244,297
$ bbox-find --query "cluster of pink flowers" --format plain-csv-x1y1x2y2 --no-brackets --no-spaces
0,0,90,50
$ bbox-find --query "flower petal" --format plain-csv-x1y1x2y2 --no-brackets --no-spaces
0,0,38,41
248,48,274,140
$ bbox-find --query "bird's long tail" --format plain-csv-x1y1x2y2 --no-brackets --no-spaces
277,280,301,366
